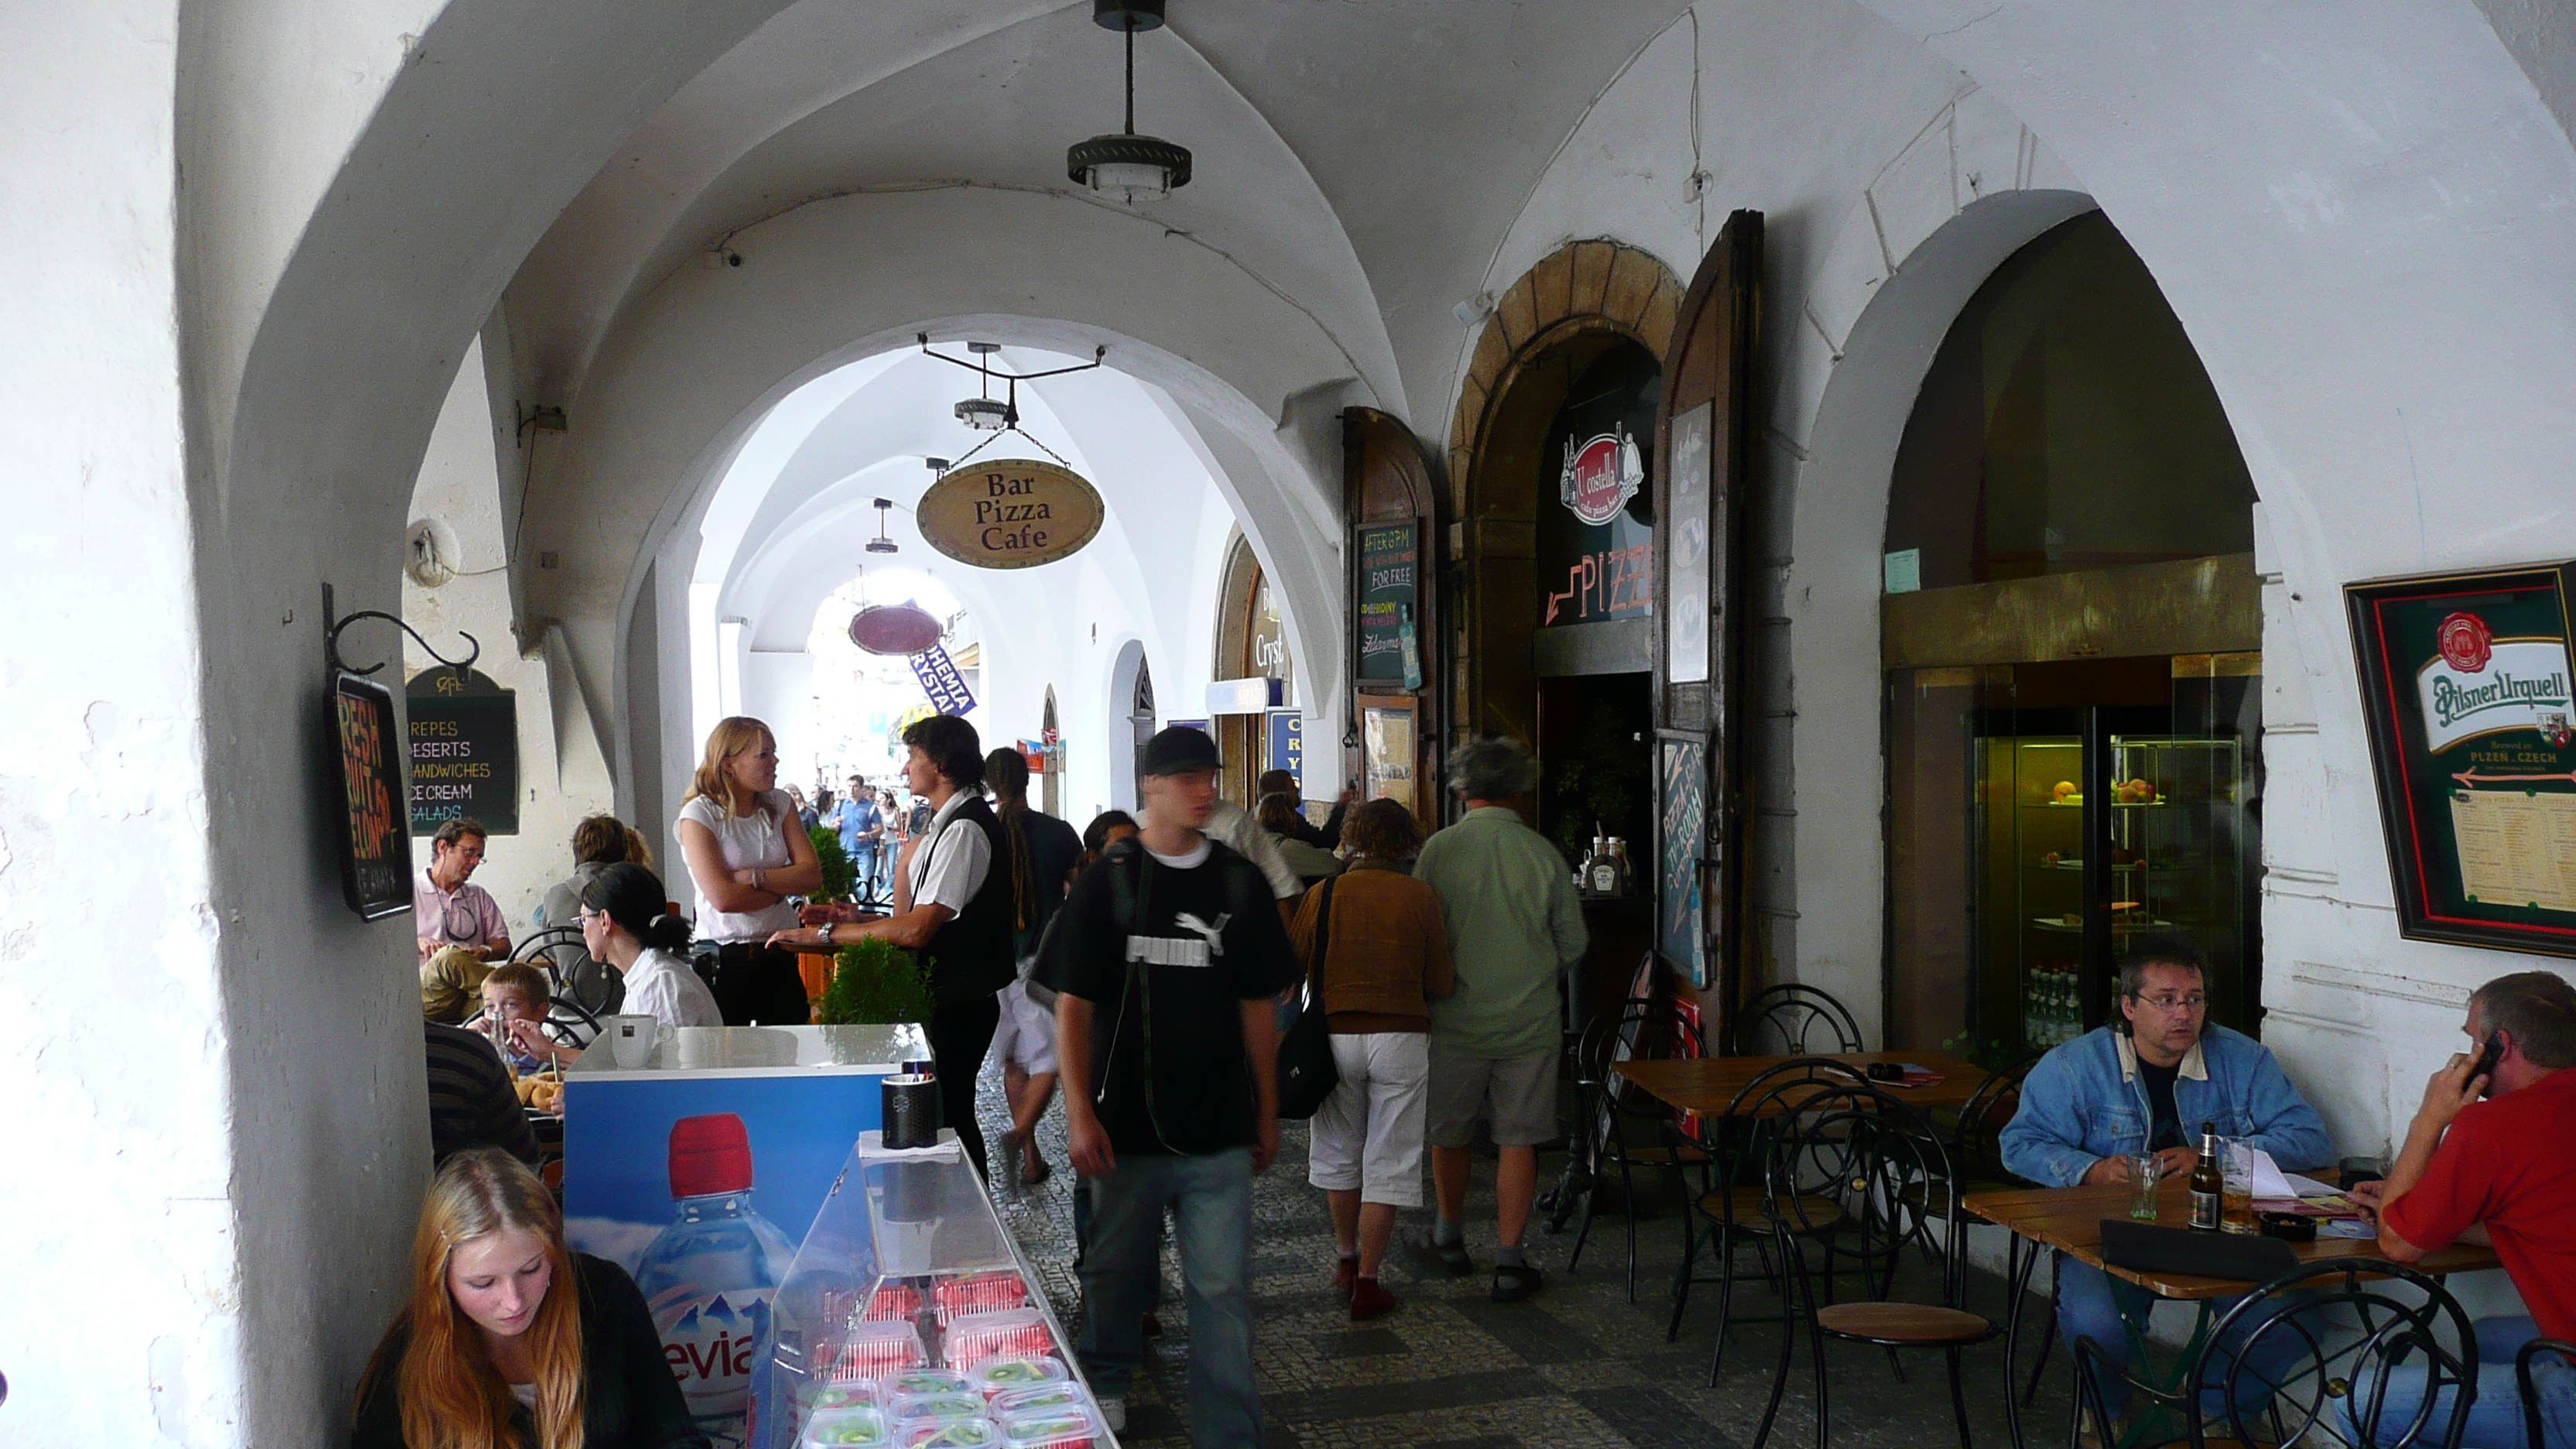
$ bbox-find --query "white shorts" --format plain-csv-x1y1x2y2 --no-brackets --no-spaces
989,977,1057,1075
1306,1032,1430,1208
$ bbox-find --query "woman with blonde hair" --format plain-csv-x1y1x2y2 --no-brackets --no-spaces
352,1147,703,1448
676,716,821,1026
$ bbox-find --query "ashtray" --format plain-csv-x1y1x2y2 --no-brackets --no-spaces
2257,1212,2316,1242
1865,1063,1905,1082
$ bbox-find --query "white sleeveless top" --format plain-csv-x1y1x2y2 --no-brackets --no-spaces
677,789,801,942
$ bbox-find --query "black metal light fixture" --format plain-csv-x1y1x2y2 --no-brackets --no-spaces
866,497,899,555
1067,0,1191,206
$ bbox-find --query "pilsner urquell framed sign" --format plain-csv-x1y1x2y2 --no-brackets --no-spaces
2347,562,2576,957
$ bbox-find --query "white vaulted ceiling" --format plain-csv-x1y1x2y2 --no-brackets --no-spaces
501,0,1697,437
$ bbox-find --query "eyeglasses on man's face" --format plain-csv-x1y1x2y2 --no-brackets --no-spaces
2129,992,2208,1013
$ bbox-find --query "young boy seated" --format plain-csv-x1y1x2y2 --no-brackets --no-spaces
478,964,579,1075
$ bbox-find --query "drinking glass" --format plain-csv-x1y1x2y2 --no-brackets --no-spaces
2221,1140,2259,1234
2129,1154,2162,1221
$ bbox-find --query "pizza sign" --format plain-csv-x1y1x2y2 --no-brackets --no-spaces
1558,423,1644,526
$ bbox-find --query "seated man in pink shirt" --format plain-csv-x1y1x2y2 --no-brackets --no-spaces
416,817,512,1023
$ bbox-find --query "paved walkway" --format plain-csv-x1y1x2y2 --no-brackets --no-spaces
979,1075,2073,1448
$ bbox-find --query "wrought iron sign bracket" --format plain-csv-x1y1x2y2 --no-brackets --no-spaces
322,582,481,682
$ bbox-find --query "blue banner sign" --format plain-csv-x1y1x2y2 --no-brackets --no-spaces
908,644,978,716
1267,711,1303,786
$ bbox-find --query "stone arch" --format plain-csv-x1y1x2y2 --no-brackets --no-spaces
1445,239,1685,507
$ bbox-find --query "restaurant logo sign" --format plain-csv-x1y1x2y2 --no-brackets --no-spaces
1557,423,1644,526
916,458,1105,570
2415,618,2574,751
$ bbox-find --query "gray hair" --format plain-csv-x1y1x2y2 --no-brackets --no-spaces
1449,737,1536,802
2472,969,2576,1069
2115,933,2207,1000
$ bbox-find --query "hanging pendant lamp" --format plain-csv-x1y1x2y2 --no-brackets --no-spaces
1067,0,1192,205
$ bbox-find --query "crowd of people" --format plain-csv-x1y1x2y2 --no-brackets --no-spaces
376,711,2573,1449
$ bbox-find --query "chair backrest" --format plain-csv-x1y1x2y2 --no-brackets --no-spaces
1731,983,1863,1056
1947,1046,2044,1186
1700,1060,1879,1228
2518,1338,2576,1449
2074,1259,2482,1449
1748,1077,1958,1307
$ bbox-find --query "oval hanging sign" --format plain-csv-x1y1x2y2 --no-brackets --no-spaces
849,603,943,656
916,458,1105,570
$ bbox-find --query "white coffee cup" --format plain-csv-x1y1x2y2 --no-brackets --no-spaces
605,1015,660,1069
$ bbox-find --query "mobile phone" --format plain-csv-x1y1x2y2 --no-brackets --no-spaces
2468,1031,2504,1095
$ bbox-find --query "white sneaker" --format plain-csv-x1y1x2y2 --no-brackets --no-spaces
1096,1396,1126,1434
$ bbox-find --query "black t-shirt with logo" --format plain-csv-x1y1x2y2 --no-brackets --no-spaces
1045,838,1297,1157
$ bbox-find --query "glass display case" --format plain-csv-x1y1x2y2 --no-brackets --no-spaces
753,1130,1112,1449
1972,710,2252,1055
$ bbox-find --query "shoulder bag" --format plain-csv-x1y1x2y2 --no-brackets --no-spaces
1276,878,1341,1120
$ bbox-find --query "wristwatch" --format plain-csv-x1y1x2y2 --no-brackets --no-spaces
820,922,837,947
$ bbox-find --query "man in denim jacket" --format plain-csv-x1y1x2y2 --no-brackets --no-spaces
2001,936,2333,1414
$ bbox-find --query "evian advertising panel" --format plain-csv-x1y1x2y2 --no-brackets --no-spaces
2413,610,2575,751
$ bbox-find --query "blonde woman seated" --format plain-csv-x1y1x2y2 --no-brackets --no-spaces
352,1147,706,1447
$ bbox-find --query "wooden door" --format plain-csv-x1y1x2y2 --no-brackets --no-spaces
1653,211,1762,1012
1344,407,1443,827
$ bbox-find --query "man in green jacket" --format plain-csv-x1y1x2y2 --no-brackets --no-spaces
1406,736,1588,1300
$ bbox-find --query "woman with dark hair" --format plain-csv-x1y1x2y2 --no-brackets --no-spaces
1291,799,1454,1321
1259,791,1345,887
983,746,1083,1184
580,862,719,1032
537,814,632,996
353,1147,704,1448
771,714,1017,1179
675,716,821,1026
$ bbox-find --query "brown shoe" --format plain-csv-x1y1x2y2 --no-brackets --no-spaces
1333,1256,1359,1298
1348,1277,1399,1321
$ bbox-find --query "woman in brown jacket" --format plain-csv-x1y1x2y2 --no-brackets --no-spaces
1289,798,1455,1320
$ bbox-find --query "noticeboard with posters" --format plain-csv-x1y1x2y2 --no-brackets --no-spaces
2348,561,2576,957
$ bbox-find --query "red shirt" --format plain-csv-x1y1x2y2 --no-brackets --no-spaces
2383,1067,2576,1340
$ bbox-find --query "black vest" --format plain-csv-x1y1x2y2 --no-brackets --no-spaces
920,794,1018,1004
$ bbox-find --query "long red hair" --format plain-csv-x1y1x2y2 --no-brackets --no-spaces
358,1149,587,1449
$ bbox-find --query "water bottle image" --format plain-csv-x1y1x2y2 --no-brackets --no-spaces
633,1112,799,1427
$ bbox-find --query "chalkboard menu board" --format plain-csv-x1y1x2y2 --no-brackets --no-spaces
408,667,519,836
334,673,414,919
1658,736,1708,987
2348,562,2576,957
1356,522,1416,683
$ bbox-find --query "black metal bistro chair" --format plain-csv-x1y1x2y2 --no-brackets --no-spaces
1668,1057,1873,1369
1899,1049,2058,1405
512,923,622,1016
2069,1258,2480,1449
1566,996,1710,1300
2517,1336,2576,1449
1732,983,1865,1057
1744,1077,1999,1449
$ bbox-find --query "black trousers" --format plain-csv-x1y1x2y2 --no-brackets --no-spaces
927,992,1002,1181
707,943,810,1027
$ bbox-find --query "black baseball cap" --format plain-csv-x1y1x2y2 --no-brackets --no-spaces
1140,725,1221,777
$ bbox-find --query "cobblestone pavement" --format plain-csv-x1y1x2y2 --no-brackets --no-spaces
976,1069,2074,1449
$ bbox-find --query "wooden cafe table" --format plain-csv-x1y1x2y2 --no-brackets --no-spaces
1961,1176,2503,1446
1612,1050,1994,1118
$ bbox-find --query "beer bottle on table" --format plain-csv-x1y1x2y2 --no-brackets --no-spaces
2188,1122,2224,1231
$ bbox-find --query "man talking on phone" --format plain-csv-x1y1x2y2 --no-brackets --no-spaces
2348,969,2576,1447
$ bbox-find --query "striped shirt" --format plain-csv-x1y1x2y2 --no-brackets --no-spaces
423,1021,541,1166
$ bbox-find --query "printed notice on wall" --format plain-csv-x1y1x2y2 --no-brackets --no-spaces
2449,790,2576,913
2349,562,2576,957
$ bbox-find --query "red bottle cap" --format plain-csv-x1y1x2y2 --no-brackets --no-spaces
667,1112,754,1197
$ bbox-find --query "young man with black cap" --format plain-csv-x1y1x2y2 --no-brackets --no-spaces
1048,725,1295,1445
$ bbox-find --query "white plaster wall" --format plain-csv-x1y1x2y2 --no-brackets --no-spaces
402,341,617,928
0,5,243,1441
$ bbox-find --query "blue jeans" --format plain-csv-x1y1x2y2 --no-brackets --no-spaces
1077,1148,1260,1447
2057,1257,2307,1416
2344,1316,2576,1448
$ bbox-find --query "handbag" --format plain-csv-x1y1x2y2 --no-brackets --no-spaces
1276,878,1341,1120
